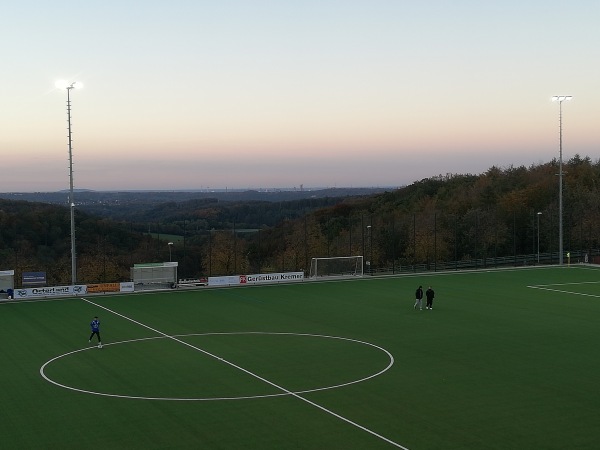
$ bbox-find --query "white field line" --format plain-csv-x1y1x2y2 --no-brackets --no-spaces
530,280,600,287
527,286,600,298
80,298,409,450
527,280,600,298
40,332,394,401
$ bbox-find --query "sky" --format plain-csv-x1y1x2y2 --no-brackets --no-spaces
2,0,599,192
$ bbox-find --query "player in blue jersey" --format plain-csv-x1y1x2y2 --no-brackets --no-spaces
89,316,102,346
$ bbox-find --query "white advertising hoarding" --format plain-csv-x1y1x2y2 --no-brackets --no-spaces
14,285,88,299
120,282,135,292
208,276,241,287
208,272,304,287
242,272,304,284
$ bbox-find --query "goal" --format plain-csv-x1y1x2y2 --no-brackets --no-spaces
131,262,178,291
309,256,364,279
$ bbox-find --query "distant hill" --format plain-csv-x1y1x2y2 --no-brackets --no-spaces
0,187,394,207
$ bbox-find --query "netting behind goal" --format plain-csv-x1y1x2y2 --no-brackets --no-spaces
309,256,364,278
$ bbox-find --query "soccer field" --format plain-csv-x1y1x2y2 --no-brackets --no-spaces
2,266,600,449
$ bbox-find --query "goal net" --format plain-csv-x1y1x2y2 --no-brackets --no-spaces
309,256,364,278
131,262,178,291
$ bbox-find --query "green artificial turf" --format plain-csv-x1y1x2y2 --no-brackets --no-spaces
1,266,600,449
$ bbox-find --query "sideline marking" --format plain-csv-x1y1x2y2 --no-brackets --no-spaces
57,298,408,449
528,281,600,298
40,332,394,400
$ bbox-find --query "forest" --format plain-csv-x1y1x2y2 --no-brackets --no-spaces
2,155,600,286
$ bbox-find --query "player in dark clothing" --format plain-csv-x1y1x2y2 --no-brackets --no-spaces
425,287,435,310
89,316,102,347
414,285,423,310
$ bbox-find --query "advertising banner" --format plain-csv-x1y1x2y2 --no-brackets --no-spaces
242,272,304,284
120,282,135,292
14,285,88,299
208,272,304,287
87,283,121,293
22,271,46,287
208,276,240,287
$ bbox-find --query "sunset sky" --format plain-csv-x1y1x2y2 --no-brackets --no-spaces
2,1,599,192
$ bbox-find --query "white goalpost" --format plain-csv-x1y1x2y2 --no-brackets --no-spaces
309,256,364,279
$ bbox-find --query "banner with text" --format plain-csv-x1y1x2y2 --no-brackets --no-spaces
22,271,46,287
87,283,121,293
14,285,88,299
208,272,304,287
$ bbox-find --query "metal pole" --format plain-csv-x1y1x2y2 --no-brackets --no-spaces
233,220,236,275
537,212,542,263
413,213,416,272
366,224,372,275
434,212,437,272
66,84,77,285
558,100,564,265
391,216,395,274
258,228,261,273
369,218,373,275
553,95,572,265
361,214,365,273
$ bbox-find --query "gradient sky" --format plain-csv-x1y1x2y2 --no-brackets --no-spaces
2,1,599,192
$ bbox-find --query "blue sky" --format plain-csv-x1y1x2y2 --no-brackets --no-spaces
2,1,599,191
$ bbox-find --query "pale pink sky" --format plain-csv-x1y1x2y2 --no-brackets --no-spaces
2,1,599,191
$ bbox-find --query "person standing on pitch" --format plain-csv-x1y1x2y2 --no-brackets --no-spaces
425,287,435,310
414,285,423,310
89,316,102,347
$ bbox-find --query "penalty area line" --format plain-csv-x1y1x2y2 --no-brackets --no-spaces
81,297,409,450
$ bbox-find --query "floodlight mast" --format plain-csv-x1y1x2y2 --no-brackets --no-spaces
58,81,80,285
552,95,572,265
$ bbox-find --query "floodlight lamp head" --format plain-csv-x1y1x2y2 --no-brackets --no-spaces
55,80,83,90
552,95,572,102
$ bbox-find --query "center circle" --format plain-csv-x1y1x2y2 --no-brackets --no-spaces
40,332,394,401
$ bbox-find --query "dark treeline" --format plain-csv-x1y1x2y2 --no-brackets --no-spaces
0,195,354,285
0,199,156,285
216,155,600,275
2,155,600,285
120,196,346,234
